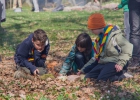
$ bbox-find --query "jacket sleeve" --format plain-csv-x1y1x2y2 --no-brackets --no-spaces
118,0,128,9
59,45,76,75
34,43,50,67
80,57,96,73
17,43,36,74
116,34,133,67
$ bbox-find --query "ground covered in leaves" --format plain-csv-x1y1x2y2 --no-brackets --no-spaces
1,3,140,99
0,55,140,100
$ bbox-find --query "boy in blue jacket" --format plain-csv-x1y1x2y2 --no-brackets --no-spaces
14,29,50,78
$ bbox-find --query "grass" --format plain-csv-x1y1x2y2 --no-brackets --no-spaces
102,0,120,4
0,6,123,57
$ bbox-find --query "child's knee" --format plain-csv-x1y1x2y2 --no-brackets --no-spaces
85,70,94,78
16,65,31,74
75,52,84,60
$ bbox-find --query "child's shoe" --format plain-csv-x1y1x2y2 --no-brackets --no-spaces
123,72,133,78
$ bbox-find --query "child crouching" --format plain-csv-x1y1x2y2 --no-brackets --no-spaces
14,29,50,79
78,13,133,82
59,33,94,75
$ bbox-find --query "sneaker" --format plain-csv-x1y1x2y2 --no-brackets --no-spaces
123,72,133,78
14,8,22,12
34,10,39,12
31,8,35,11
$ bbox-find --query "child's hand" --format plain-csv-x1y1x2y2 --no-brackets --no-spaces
77,71,82,75
115,64,123,72
114,7,119,10
33,69,39,75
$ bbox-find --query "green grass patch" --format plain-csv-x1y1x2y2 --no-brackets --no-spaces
1,7,123,56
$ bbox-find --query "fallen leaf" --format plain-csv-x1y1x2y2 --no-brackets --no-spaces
7,92,15,97
19,90,25,95
19,94,26,99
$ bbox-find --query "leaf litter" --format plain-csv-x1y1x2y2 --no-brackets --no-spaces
0,54,140,100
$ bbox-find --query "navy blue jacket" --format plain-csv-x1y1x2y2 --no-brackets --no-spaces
14,33,50,74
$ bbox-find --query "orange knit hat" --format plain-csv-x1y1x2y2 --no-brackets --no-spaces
87,13,106,30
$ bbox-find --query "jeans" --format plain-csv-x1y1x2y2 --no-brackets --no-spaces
0,0,6,22
124,11,130,41
83,60,98,73
85,62,128,82
32,0,39,11
129,0,140,57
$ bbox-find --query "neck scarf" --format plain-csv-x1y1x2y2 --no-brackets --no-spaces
28,48,34,62
93,25,113,60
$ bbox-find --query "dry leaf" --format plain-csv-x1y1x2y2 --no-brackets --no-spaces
19,90,25,95
19,94,26,99
7,92,15,97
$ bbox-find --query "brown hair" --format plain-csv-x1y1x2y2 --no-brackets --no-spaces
75,33,92,55
33,29,48,44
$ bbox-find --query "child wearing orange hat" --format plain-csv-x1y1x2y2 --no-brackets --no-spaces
77,13,133,81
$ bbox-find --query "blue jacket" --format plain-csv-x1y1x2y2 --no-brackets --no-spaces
14,33,50,74
59,43,94,75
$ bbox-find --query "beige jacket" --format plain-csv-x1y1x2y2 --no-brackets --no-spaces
81,25,133,73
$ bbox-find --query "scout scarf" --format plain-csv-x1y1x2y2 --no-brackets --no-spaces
28,48,34,62
93,25,113,60
28,48,47,62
